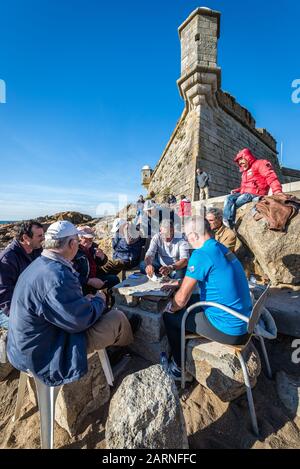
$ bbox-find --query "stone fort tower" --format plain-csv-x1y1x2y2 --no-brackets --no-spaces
143,7,299,201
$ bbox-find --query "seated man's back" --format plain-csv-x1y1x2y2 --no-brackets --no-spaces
187,238,252,336
7,254,104,386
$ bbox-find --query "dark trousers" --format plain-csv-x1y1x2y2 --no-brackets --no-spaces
97,259,138,276
163,295,250,367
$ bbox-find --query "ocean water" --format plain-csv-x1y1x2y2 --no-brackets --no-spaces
0,221,14,224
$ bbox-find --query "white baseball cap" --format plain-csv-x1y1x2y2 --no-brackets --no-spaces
45,221,80,240
111,218,127,233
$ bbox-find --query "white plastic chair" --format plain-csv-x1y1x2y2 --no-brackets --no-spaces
12,370,61,449
98,349,114,386
180,285,271,437
12,349,114,448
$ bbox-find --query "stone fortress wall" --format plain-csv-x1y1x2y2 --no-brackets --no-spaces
145,7,300,201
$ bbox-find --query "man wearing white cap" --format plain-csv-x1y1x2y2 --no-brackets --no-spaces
7,220,138,387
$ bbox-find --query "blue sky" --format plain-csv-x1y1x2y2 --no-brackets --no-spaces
0,0,299,220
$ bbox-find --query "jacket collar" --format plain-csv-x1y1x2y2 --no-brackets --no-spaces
42,249,77,274
214,224,226,237
10,239,34,261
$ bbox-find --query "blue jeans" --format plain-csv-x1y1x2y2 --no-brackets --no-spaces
223,193,259,226
0,310,9,329
140,258,186,280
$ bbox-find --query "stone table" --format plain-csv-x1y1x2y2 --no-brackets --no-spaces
112,274,174,363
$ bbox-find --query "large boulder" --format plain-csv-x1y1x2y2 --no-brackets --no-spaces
0,362,14,381
186,339,261,402
236,202,300,288
28,352,110,437
105,364,188,449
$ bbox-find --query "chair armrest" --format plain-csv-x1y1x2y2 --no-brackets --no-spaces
186,301,249,324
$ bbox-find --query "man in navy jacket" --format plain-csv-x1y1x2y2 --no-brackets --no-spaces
0,221,44,328
7,221,134,386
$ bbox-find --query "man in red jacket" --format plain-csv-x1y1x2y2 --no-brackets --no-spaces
223,148,282,228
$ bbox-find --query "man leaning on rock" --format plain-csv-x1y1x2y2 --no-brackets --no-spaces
7,221,140,387
206,207,236,252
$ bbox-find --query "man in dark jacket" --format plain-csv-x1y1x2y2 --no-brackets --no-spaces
0,221,44,328
97,219,143,277
7,221,135,386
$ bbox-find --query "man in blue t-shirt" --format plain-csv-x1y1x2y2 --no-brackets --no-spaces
163,217,252,382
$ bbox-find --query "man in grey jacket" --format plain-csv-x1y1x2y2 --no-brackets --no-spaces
196,168,210,200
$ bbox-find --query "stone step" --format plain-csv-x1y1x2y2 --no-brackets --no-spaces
251,285,300,337
186,338,261,402
264,288,300,338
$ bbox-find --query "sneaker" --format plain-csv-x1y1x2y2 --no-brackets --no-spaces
223,218,230,228
167,358,193,383
223,218,235,230
128,314,142,335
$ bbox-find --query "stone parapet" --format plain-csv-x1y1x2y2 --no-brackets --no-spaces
216,90,277,152
178,7,221,40
281,167,300,183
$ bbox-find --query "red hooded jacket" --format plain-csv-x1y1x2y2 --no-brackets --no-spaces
178,198,192,217
233,148,282,196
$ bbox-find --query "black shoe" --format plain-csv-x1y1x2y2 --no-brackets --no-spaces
129,314,142,335
107,346,130,367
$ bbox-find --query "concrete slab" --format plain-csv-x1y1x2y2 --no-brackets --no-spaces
265,288,300,338
113,274,172,299
115,304,165,342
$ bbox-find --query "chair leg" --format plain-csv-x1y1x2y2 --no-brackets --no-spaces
181,337,186,390
257,335,272,379
236,350,259,437
12,371,28,422
98,349,114,386
34,378,60,449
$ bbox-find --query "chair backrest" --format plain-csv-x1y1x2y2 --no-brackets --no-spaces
247,284,271,334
